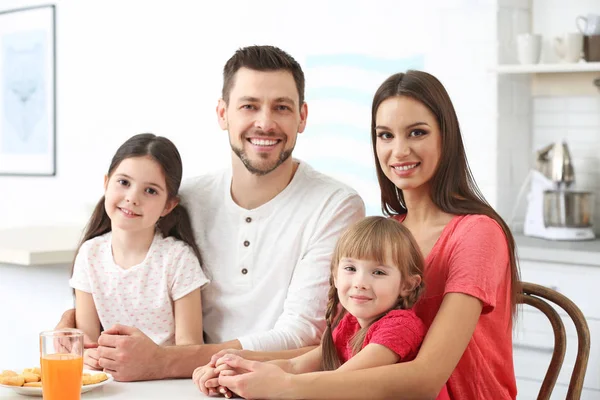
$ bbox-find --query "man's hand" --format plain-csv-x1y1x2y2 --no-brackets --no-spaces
97,324,164,382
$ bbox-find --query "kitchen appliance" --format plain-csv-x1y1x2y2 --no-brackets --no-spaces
523,142,595,240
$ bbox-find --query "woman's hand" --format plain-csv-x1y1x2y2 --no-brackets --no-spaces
217,354,293,400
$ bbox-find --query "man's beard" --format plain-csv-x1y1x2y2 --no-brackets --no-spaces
231,140,294,176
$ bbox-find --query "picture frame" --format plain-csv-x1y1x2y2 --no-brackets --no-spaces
0,5,56,176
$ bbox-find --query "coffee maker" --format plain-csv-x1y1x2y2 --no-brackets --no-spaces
523,142,595,240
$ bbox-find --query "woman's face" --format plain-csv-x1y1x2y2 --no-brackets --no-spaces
375,96,442,195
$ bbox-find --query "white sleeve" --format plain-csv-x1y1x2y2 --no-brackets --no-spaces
169,243,210,301
237,193,365,351
68,244,92,293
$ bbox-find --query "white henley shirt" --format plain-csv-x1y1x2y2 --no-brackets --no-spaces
180,160,365,351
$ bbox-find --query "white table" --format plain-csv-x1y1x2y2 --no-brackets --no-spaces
0,379,210,399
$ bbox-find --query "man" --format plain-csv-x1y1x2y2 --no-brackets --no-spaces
57,45,365,381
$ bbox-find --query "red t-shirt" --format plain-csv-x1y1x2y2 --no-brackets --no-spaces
332,309,450,400
332,309,426,363
394,214,517,400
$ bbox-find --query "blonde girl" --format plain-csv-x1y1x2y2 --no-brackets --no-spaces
198,216,448,399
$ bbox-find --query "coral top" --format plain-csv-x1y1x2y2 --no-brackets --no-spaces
394,214,517,399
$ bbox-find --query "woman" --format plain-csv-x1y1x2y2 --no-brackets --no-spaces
215,70,520,400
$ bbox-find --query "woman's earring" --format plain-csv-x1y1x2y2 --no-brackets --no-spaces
395,185,406,209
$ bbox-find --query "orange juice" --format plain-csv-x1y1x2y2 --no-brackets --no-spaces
41,353,83,400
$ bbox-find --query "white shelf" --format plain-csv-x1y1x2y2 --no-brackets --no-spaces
493,62,600,74
0,225,84,266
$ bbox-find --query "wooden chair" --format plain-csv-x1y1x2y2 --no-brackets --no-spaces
518,282,591,400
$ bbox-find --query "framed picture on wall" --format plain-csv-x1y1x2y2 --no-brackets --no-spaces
0,5,56,176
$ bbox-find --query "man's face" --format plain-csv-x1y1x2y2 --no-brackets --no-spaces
217,67,307,176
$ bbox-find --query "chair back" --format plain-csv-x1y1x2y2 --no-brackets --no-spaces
518,282,590,400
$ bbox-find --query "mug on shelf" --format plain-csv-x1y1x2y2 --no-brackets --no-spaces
517,33,542,64
584,35,600,61
554,33,583,63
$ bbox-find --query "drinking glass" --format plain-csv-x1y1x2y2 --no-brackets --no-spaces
39,329,84,400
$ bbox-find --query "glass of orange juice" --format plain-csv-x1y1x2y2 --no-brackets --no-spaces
39,329,84,400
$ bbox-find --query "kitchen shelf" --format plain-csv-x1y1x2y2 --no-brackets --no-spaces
0,225,83,266
493,62,600,74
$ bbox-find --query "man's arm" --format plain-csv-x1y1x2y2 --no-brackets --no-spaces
97,324,243,381
237,194,365,352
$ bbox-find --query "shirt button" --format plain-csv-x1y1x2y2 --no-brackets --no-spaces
243,240,250,247
245,217,252,223
241,268,248,275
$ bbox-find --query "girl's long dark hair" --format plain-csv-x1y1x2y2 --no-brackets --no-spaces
320,217,425,371
71,133,201,274
370,71,520,317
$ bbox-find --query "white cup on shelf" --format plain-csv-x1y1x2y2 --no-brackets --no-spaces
554,33,583,63
517,33,542,64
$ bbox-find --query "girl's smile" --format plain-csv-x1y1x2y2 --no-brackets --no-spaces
349,295,373,304
117,207,141,218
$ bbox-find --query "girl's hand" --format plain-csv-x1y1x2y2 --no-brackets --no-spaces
193,363,232,398
83,348,102,370
192,364,217,396
217,355,292,400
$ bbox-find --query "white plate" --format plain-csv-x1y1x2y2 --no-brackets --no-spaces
0,369,113,397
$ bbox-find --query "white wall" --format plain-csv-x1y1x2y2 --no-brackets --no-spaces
0,0,500,229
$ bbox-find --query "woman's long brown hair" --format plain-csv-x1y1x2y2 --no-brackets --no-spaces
71,133,202,275
370,70,520,317
320,216,425,371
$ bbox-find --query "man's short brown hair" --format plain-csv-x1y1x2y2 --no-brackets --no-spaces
222,45,305,108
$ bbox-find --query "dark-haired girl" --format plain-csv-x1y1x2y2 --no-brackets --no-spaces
69,133,208,370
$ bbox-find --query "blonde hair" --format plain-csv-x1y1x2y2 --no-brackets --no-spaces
320,216,425,371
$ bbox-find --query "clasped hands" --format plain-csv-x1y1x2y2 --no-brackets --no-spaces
194,349,249,398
